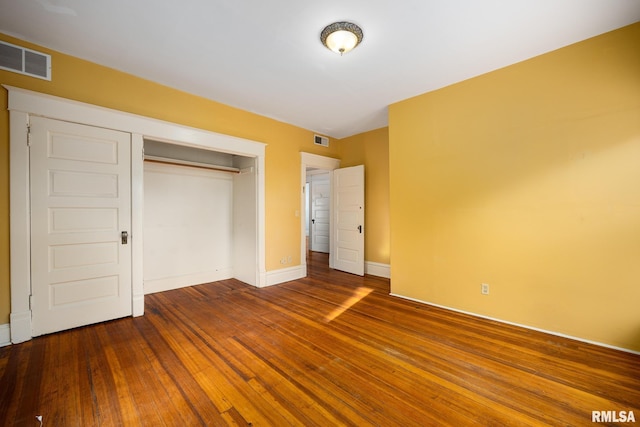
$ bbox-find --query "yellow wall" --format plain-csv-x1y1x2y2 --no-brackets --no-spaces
389,23,640,351
339,127,390,265
0,33,340,324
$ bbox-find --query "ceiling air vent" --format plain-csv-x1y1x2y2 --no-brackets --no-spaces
0,41,51,80
314,134,329,147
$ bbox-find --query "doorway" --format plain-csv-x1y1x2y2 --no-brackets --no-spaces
142,139,258,294
300,153,366,277
300,153,340,273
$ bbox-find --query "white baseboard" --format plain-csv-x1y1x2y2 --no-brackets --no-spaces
0,324,10,347
132,293,145,317
390,293,640,356
9,310,31,344
264,262,388,286
264,265,306,287
365,261,390,279
258,270,267,287
144,268,234,295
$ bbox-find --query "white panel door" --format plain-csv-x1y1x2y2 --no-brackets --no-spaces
333,165,364,276
30,116,132,336
310,177,330,253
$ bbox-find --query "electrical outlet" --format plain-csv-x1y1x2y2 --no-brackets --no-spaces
281,256,292,265
481,283,490,295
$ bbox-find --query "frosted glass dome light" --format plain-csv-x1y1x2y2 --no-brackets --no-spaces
321,22,363,55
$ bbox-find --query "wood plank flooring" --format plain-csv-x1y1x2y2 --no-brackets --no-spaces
1,252,639,426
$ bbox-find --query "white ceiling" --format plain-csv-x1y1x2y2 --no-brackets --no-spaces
1,1,639,139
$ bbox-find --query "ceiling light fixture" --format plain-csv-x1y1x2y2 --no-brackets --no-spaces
320,21,363,55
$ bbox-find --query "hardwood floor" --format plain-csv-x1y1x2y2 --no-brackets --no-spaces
1,252,639,426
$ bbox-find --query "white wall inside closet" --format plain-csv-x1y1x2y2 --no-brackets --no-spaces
143,140,256,294
232,155,258,286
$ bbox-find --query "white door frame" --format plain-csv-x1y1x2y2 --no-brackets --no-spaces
300,153,340,274
7,85,266,344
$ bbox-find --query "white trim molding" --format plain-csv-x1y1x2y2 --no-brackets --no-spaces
0,324,11,347
131,133,145,317
365,261,390,279
9,107,32,344
265,265,307,287
9,311,31,344
390,293,640,356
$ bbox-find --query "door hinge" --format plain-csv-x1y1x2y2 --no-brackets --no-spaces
29,294,33,310
26,123,32,146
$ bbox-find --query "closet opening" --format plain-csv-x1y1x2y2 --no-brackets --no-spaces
143,139,259,294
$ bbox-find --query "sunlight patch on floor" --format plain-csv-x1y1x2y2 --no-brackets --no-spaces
324,287,373,322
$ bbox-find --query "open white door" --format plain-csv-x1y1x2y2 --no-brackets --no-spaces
332,165,365,276
310,175,330,253
30,116,132,336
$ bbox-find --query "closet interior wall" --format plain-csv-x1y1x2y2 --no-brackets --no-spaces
143,139,257,294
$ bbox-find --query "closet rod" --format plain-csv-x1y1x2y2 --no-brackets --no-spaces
143,155,240,173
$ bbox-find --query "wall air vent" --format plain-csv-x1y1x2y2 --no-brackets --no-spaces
314,134,329,147
0,41,51,80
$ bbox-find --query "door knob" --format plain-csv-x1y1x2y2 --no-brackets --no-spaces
121,231,129,244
